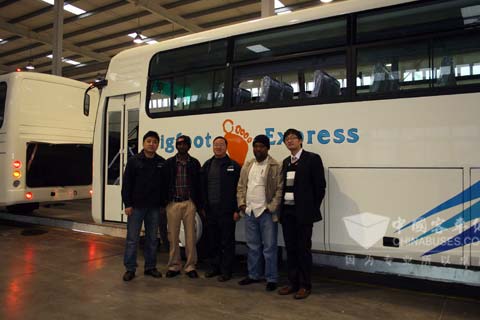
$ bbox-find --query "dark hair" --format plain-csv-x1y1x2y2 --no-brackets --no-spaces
143,130,159,142
213,136,228,146
252,134,270,149
176,135,192,147
283,128,303,142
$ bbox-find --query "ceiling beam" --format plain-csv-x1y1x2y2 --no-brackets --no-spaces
128,0,203,32
0,64,15,72
0,17,111,62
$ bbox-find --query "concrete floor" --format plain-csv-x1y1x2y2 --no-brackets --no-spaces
0,220,479,320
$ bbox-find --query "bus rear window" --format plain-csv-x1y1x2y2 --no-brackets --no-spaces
0,82,6,128
26,143,92,188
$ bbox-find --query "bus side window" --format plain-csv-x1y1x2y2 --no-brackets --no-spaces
311,70,341,98
436,56,456,87
259,76,293,103
370,62,399,93
233,87,252,105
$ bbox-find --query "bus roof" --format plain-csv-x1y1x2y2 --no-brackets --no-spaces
107,0,417,81
0,72,89,89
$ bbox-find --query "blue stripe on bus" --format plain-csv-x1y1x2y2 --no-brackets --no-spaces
409,201,480,244
422,222,480,256
397,181,480,232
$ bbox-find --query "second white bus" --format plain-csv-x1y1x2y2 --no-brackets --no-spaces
0,72,98,212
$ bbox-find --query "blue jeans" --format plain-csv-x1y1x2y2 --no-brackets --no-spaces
245,211,278,283
124,207,160,272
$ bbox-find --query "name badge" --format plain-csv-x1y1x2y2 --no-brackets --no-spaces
227,165,235,172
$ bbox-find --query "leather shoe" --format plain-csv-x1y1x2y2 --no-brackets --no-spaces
278,286,297,295
186,270,199,278
238,277,261,285
294,288,311,299
266,282,277,291
166,270,181,278
205,270,221,278
217,274,231,282
123,271,135,282
144,268,162,278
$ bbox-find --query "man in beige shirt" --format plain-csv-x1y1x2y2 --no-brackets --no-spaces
237,134,283,291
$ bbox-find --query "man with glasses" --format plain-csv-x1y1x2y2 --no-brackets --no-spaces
278,128,326,299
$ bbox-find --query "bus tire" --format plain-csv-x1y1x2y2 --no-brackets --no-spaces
6,202,40,214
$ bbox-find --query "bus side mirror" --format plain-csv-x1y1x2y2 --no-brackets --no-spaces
83,79,107,117
83,92,90,116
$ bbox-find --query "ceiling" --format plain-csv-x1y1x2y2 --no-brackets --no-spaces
0,0,339,84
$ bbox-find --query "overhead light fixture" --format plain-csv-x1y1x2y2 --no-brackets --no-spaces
46,54,81,65
246,44,270,53
133,32,143,44
321,0,334,3
40,0,86,15
25,61,35,70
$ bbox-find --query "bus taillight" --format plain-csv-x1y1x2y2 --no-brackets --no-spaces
12,170,21,178
89,189,93,196
12,160,22,169
25,192,33,200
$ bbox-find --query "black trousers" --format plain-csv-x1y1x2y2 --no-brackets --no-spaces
207,205,236,276
158,207,168,245
281,208,313,290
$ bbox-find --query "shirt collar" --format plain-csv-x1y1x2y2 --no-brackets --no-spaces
176,154,190,163
291,149,303,160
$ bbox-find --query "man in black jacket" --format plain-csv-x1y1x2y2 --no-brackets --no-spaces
277,128,326,299
121,131,167,281
202,136,241,282
165,135,203,279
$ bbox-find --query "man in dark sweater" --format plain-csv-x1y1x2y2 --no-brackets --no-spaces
121,131,167,281
201,136,241,282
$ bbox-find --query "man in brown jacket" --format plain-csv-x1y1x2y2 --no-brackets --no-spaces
236,134,283,291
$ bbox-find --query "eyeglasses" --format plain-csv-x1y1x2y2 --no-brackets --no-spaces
284,136,299,142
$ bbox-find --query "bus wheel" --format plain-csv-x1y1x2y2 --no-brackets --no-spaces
6,202,40,214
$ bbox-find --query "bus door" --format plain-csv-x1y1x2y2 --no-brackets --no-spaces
104,93,139,222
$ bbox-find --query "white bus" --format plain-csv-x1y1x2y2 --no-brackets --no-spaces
0,72,98,213
91,0,480,285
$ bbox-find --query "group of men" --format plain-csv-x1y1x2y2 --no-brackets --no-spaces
121,128,326,300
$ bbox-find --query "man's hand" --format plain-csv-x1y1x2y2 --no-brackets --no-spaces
125,207,133,216
233,212,240,221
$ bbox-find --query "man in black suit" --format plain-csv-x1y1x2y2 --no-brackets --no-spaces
278,128,326,299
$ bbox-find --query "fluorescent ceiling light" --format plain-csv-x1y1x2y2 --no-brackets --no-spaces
41,0,86,15
274,0,285,9
128,33,157,45
46,54,81,65
321,0,334,3
246,44,270,53
275,0,291,15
